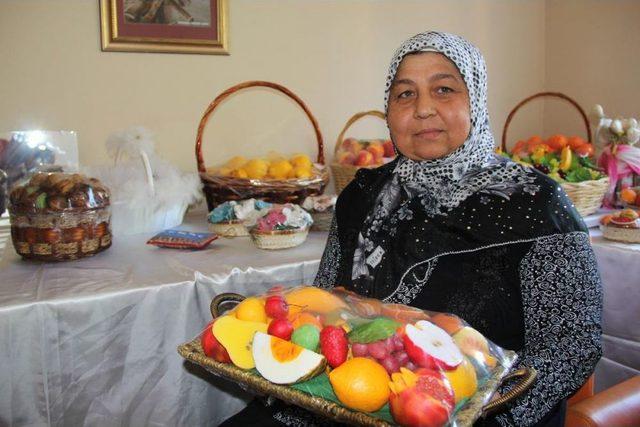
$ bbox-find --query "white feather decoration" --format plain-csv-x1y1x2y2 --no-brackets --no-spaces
84,126,202,235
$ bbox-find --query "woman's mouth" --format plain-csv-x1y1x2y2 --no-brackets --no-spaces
414,128,444,141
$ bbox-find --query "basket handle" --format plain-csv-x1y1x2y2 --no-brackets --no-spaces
195,81,325,173
210,292,246,318
481,367,537,416
501,92,591,153
114,147,155,195
334,110,386,155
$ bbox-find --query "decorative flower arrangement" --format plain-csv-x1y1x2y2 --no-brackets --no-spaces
500,134,604,183
592,105,640,207
208,199,272,226
254,204,313,232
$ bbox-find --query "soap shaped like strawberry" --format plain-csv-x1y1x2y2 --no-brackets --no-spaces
320,326,348,368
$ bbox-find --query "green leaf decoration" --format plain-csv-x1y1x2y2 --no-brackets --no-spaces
35,193,47,209
291,373,394,423
566,167,592,183
348,317,401,344
291,373,340,404
370,403,394,423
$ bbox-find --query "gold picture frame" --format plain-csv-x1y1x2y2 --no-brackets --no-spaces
100,0,228,55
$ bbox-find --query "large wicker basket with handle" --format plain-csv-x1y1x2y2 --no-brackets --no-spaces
196,81,329,212
502,92,608,216
178,292,538,426
331,110,389,194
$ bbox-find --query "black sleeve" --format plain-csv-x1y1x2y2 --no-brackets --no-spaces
313,215,342,289
495,231,603,426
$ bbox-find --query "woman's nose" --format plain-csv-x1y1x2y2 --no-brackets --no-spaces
414,95,436,119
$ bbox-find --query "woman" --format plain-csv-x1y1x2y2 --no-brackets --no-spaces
224,31,602,427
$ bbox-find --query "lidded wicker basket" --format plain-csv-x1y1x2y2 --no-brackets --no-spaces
331,110,389,194
196,81,329,212
502,92,608,216
8,172,112,261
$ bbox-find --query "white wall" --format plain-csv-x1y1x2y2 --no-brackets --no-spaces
0,0,548,172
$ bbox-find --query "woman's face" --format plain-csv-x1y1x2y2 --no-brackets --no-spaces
387,52,471,161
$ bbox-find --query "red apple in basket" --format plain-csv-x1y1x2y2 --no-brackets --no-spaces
201,321,232,363
389,367,455,427
342,137,363,154
367,142,385,160
355,150,374,167
402,320,463,370
383,139,395,158
337,151,356,165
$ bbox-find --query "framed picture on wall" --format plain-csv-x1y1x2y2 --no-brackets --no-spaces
100,0,228,55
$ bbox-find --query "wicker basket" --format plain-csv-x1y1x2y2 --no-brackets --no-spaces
177,293,538,426
208,220,249,238
9,207,112,261
310,211,333,232
331,110,388,194
249,227,309,250
502,92,608,216
196,81,329,212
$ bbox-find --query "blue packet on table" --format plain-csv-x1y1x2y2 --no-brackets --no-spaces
147,229,218,249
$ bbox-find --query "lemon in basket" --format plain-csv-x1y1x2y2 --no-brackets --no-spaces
244,159,269,180
290,154,313,170
231,168,249,178
268,159,294,180
225,156,248,170
329,357,390,412
293,165,313,179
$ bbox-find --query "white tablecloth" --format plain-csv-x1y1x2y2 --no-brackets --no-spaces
0,214,326,427
0,213,638,426
589,230,640,392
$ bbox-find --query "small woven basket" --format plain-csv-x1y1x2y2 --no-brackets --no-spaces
310,211,333,232
331,110,387,194
208,220,249,238
502,92,608,216
601,224,640,243
196,81,329,212
249,227,309,250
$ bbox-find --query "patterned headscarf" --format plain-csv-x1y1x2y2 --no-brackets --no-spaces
352,31,538,280
386,31,497,206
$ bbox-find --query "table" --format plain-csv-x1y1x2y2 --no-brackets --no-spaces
0,213,326,427
0,213,637,426
589,230,640,392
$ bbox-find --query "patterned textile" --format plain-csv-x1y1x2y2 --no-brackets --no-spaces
354,31,540,282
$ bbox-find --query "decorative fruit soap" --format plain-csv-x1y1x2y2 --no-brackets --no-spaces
291,324,321,351
389,368,455,427
212,315,268,369
252,332,326,385
402,320,463,370
501,134,604,183
336,138,395,167
207,153,317,180
329,357,391,412
201,320,231,363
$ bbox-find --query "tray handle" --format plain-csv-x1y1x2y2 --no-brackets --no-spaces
481,367,537,416
501,92,591,152
210,292,246,318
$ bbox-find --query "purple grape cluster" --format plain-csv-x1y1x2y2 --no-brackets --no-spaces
351,334,417,374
